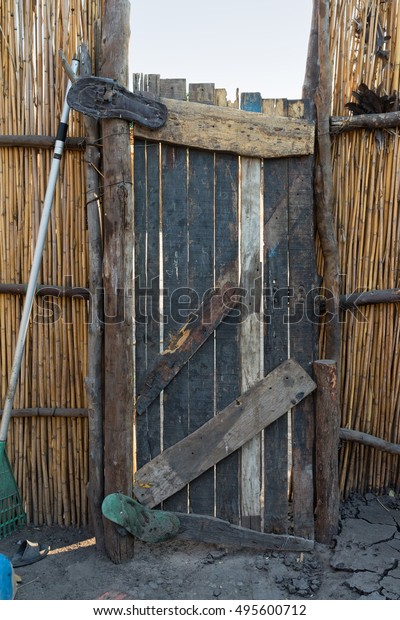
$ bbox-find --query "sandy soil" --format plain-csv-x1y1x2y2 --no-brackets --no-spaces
1,493,399,601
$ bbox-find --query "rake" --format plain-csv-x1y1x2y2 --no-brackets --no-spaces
0,55,79,539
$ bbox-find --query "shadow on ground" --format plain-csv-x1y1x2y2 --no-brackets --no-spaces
0,493,399,600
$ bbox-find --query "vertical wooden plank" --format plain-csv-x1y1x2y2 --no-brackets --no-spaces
263,99,289,535
188,83,215,104
101,0,134,563
288,101,318,539
240,92,263,530
186,83,215,516
133,76,162,473
314,360,340,544
187,149,215,515
215,152,240,523
145,74,160,95
262,100,276,116
160,79,187,101
145,140,162,462
134,137,162,470
241,92,263,113
133,73,160,94
161,142,190,513
214,89,228,106
133,72,142,91
80,44,104,550
262,99,288,117
133,139,149,468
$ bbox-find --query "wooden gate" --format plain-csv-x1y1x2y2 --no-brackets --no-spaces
132,77,317,544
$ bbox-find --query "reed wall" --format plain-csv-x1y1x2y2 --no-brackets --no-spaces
329,0,400,496
0,1,101,525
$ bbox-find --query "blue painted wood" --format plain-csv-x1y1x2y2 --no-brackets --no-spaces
240,92,262,113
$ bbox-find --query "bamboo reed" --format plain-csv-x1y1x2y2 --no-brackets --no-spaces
0,1,100,526
330,0,400,496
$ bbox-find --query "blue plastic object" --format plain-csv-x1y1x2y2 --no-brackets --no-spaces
0,553,14,600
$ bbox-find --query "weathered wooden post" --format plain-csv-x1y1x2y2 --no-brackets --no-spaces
303,0,341,543
313,360,340,544
304,0,341,370
314,0,341,372
99,0,135,563
80,43,105,552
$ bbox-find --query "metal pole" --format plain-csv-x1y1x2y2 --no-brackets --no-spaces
0,56,80,442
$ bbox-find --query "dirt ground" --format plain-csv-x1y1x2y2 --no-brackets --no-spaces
1,492,399,601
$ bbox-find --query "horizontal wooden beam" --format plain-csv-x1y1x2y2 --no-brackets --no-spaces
133,358,316,508
9,110,400,149
330,111,400,133
3,283,399,309
340,288,400,308
0,283,90,299
134,97,315,158
0,135,87,150
339,428,400,455
174,512,314,552
0,407,88,418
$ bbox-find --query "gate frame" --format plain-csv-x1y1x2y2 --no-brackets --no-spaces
131,76,318,543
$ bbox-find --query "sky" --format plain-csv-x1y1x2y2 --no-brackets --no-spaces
129,0,313,101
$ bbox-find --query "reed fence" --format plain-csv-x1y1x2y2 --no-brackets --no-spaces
0,1,101,526
329,0,400,497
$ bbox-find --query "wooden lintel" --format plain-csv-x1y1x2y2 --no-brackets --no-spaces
133,358,316,508
174,512,314,552
339,428,400,455
331,110,400,133
136,280,240,415
134,97,315,159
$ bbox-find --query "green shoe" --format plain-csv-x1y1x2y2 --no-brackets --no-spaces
102,493,180,543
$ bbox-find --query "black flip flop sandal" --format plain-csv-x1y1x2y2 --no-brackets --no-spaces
11,539,50,567
67,77,168,128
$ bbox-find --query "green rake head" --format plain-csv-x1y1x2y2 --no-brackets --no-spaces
0,442,26,539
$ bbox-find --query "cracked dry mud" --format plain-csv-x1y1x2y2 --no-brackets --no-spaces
0,493,399,600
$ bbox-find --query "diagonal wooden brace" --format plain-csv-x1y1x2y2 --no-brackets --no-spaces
173,512,314,551
135,280,240,415
133,358,316,508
